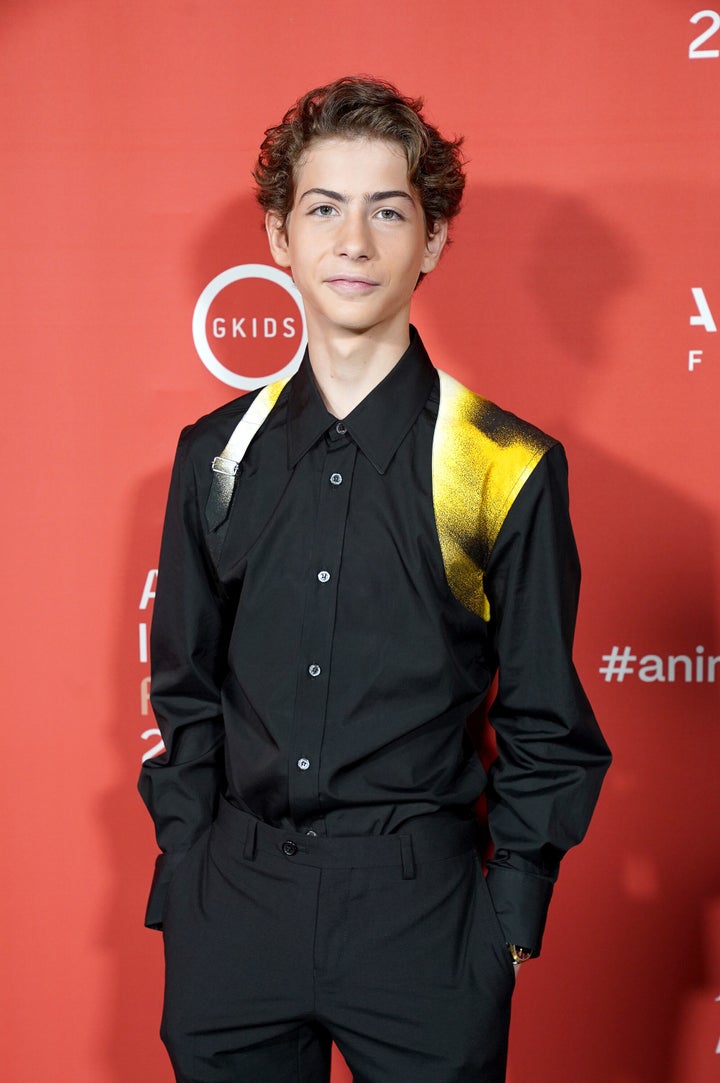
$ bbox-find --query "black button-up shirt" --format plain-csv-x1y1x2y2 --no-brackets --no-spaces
139,329,610,952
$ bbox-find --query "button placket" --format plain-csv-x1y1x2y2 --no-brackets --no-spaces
288,439,357,825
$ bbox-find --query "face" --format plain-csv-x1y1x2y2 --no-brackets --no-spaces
265,137,447,346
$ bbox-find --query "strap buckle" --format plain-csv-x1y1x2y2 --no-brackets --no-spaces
211,456,239,476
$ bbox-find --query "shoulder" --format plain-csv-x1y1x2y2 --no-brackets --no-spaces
176,379,291,464
430,370,561,620
435,370,556,462
433,370,558,533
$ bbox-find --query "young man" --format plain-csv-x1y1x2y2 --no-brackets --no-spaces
139,77,611,1083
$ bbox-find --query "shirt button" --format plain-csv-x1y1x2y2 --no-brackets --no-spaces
317,570,331,583
308,664,321,678
306,829,318,837
329,472,343,486
297,757,310,771
335,422,347,435
282,840,298,856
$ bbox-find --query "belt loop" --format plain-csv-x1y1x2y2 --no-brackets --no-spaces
400,835,416,880
243,818,258,861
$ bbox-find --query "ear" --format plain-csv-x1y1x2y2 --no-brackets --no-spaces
420,219,448,276
265,210,291,268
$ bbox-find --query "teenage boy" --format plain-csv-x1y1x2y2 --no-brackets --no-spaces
139,76,611,1083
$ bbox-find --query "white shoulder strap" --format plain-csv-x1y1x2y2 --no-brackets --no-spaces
211,378,288,478
206,378,289,536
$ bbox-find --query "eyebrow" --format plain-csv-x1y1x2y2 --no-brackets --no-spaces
299,187,415,205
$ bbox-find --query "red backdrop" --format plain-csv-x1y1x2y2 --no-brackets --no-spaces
2,3,719,1081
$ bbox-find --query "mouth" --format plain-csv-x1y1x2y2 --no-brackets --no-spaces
324,275,380,292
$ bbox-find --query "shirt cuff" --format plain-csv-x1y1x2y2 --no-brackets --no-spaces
484,860,556,957
143,850,190,930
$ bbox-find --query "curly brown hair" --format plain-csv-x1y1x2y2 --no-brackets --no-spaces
254,76,465,237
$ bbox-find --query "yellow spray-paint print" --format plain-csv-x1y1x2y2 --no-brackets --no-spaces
432,371,554,621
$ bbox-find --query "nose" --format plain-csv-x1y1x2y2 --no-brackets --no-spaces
335,209,374,260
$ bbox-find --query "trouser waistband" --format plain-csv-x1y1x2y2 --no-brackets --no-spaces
215,796,479,880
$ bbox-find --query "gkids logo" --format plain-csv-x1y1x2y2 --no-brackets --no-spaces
192,265,307,389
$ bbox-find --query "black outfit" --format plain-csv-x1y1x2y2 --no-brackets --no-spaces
139,329,610,1082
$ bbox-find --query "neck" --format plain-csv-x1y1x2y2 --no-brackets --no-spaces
306,324,411,418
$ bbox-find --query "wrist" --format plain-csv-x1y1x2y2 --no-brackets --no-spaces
507,943,533,964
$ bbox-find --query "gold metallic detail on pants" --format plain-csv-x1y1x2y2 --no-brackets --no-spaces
433,371,554,621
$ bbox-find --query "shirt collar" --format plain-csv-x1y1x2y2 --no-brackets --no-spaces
287,327,436,474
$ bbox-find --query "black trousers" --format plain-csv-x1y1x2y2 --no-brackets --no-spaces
161,798,515,1083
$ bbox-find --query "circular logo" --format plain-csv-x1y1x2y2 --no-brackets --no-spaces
192,264,307,390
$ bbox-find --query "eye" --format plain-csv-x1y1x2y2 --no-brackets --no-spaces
376,207,404,222
310,204,338,217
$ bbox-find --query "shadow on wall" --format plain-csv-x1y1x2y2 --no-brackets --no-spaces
415,183,636,408
671,894,720,1083
430,184,719,1083
98,181,718,1083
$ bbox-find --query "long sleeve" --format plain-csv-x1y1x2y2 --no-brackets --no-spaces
483,443,611,955
137,428,229,929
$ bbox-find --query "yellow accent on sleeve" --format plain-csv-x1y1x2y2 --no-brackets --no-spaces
432,371,555,621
